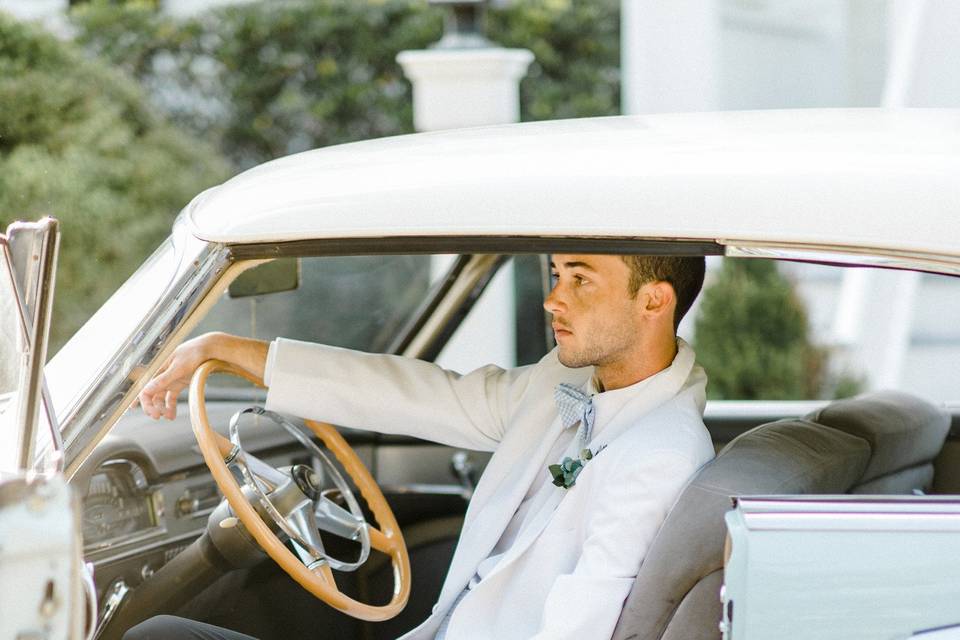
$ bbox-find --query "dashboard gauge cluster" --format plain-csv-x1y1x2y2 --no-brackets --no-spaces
82,460,162,551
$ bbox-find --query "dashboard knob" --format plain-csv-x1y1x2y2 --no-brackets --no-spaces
176,494,200,516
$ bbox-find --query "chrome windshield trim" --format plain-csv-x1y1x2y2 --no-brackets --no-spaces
724,241,960,276
60,240,231,477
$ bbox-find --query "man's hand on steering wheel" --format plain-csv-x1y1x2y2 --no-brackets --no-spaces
137,332,268,420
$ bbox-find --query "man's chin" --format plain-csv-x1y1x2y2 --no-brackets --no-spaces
557,348,591,370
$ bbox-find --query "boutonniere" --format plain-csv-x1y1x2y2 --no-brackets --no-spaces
548,446,606,489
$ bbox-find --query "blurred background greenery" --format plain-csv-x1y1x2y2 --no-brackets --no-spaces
692,258,861,400
0,11,231,348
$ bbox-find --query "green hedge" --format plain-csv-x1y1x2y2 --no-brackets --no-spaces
71,0,620,168
691,259,863,400
0,12,231,351
694,259,821,399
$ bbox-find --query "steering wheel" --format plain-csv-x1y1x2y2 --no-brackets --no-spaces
188,359,411,621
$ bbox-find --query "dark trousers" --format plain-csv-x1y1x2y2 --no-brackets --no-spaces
123,615,260,640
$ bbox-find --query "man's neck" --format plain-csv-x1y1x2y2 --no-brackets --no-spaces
595,336,678,392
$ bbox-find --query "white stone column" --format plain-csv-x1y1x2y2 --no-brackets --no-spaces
397,48,533,132
398,44,533,372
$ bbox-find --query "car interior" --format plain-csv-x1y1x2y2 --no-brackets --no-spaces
74,252,960,640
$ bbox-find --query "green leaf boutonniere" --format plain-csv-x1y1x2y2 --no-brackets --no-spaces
548,446,606,489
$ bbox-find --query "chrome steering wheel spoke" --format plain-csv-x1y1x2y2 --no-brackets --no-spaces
227,406,371,572
315,494,365,541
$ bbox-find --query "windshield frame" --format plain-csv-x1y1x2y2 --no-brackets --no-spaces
50,216,230,477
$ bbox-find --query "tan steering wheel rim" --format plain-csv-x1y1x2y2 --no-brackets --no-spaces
189,359,411,621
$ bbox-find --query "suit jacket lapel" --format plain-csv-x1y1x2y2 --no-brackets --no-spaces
437,413,566,605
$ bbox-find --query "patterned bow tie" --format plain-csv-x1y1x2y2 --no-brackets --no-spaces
554,382,596,445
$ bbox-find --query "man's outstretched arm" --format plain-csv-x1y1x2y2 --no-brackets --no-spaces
137,332,269,420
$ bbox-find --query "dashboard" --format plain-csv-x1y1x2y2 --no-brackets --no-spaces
82,457,225,604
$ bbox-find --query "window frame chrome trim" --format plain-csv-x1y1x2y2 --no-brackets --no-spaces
724,241,960,277
61,241,233,478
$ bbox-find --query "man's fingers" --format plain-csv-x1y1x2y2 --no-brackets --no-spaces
141,362,179,398
133,335,215,421
163,388,181,420
137,367,187,420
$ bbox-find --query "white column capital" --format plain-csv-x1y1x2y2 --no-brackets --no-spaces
397,47,534,132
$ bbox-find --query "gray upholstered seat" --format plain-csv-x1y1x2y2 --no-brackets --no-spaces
611,391,950,640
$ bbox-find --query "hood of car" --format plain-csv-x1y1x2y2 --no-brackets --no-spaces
185,109,960,258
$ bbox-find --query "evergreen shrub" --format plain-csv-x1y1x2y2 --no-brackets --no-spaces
0,12,231,350
693,259,827,400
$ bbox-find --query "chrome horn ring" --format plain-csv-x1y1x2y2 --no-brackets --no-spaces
227,406,371,572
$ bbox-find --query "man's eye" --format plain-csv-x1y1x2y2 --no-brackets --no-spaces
573,275,586,285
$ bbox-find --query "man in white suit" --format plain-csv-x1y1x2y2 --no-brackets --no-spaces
128,254,712,640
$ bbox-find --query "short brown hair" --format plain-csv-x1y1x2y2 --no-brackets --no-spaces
620,256,706,331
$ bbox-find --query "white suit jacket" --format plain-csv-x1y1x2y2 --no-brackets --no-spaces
264,338,714,640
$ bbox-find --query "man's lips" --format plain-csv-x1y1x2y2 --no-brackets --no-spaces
552,323,572,338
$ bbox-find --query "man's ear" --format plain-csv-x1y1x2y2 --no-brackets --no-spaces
639,281,676,321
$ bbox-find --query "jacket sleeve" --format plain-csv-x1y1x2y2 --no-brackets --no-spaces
263,338,536,451
528,447,700,640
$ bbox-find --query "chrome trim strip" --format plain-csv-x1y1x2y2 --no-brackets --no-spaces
83,525,168,555
704,399,830,420
62,240,231,477
401,254,503,359
724,241,960,276
6,218,61,472
387,254,472,355
380,483,471,499
81,562,98,640
94,579,129,640
87,530,203,567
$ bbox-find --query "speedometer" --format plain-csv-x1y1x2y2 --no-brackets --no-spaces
82,460,158,549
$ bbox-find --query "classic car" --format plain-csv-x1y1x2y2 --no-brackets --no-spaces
3,108,960,640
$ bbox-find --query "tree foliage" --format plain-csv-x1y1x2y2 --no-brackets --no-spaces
0,12,231,350
693,259,827,400
71,0,620,168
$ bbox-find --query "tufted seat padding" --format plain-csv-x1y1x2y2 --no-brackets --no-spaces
805,390,950,489
610,391,950,640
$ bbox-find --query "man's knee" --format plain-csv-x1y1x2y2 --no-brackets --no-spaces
122,615,198,640
122,615,259,640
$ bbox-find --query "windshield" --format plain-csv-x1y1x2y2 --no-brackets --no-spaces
46,216,207,423
189,254,448,394
0,246,28,474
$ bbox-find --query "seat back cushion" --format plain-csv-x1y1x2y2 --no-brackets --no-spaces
611,419,870,640
805,390,950,491
612,390,951,640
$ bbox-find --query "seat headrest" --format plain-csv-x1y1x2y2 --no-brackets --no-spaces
805,390,950,483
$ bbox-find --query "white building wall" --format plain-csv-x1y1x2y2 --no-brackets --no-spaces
622,0,720,113
623,0,960,402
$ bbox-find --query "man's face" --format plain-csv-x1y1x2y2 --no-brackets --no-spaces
544,254,643,370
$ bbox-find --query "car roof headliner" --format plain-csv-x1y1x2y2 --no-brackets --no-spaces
186,108,960,259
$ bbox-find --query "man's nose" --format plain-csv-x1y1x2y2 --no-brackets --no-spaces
543,285,565,314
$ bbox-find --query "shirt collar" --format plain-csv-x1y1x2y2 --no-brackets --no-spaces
582,338,696,440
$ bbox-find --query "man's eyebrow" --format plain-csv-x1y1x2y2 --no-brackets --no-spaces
549,260,597,272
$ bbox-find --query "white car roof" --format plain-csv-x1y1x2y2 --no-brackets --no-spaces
187,109,960,258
